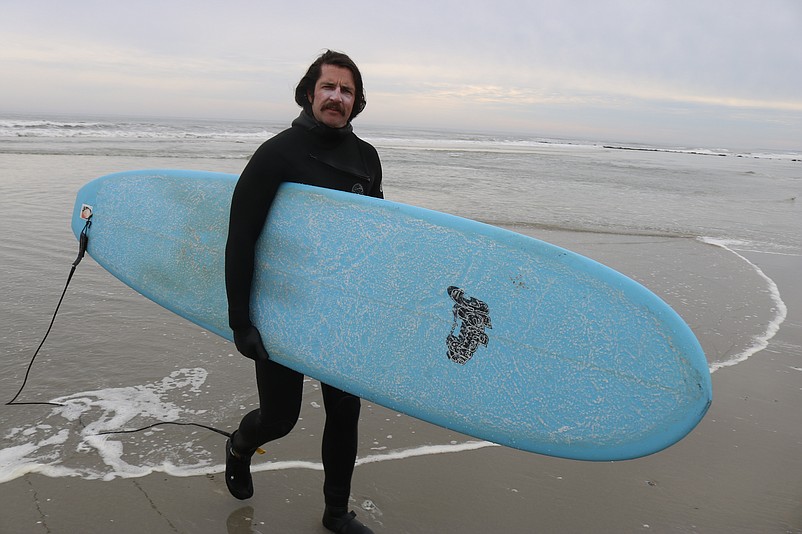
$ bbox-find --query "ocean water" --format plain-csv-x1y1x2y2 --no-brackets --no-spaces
0,114,799,485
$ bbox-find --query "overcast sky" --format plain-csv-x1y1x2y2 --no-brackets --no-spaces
1,0,800,149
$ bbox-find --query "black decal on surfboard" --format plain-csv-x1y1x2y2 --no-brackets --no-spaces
446,286,492,364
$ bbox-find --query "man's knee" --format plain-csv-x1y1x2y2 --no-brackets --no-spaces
328,394,361,424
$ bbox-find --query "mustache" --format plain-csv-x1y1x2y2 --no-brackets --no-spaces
323,102,345,114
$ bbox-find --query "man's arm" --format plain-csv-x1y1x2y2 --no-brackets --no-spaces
225,144,281,360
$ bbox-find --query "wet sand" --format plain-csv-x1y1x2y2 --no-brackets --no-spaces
2,236,801,533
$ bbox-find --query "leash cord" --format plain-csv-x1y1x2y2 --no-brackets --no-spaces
6,219,91,407
7,217,237,446
95,421,231,438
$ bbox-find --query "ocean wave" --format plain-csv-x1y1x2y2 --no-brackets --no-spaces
603,143,801,162
4,115,800,161
0,146,253,159
0,367,494,483
369,135,588,154
0,117,273,142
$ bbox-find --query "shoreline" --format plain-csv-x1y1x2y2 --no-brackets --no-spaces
3,236,801,533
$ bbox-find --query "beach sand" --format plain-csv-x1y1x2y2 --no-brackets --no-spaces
2,234,801,534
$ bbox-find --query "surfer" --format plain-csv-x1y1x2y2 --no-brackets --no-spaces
224,50,382,534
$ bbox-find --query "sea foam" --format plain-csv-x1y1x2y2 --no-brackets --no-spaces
699,237,787,372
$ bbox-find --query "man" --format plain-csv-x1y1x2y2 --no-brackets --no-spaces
224,50,381,534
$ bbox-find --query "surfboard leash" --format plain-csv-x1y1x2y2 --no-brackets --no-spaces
6,217,265,452
95,421,231,438
5,218,91,407
94,422,266,454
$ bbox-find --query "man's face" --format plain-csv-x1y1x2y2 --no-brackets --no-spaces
308,64,356,129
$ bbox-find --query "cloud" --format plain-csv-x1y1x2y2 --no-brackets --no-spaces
1,0,800,148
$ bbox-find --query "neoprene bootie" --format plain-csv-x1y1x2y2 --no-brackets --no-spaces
322,506,375,533
225,434,254,500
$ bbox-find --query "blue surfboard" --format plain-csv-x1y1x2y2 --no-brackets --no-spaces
71,169,711,461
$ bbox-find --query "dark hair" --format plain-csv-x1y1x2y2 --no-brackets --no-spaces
294,50,367,121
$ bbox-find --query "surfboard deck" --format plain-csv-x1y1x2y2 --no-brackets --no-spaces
72,169,711,461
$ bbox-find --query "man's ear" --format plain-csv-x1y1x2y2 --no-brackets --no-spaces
307,91,313,104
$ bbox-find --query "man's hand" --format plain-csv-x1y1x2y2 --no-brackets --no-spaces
233,325,270,362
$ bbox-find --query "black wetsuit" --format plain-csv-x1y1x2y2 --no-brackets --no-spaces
225,111,382,508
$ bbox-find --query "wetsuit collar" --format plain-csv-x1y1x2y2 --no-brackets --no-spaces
292,111,353,139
